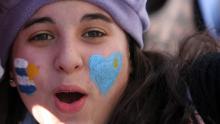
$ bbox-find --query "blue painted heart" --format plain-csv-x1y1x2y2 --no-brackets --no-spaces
89,52,122,95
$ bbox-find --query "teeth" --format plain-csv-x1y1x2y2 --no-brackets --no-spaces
56,92,84,104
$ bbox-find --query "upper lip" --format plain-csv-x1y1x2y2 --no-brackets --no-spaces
53,84,88,103
53,84,87,94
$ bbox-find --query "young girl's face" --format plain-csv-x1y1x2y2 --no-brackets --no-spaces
12,1,130,123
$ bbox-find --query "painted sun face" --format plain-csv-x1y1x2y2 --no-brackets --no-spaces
12,1,130,124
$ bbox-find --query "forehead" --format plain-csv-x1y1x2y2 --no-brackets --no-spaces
31,0,112,21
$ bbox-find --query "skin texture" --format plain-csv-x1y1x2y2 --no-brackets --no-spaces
11,1,130,124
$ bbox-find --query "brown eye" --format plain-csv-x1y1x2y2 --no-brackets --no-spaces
82,30,106,38
28,31,55,47
29,32,54,41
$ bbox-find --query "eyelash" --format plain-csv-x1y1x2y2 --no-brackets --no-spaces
27,28,106,45
82,28,106,38
29,32,55,41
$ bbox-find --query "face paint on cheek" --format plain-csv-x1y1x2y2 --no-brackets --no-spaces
14,58,39,95
89,52,123,95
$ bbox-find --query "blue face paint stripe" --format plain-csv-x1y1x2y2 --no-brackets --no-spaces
89,52,122,95
15,68,28,76
18,85,37,95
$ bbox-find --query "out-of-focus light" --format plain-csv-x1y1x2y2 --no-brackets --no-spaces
199,0,220,40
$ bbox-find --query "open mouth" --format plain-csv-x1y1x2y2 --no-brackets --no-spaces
53,85,87,113
55,92,86,104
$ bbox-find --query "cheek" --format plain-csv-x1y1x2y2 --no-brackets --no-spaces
110,52,130,95
14,58,40,95
88,52,123,95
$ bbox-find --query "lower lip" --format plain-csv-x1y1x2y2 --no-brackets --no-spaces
54,96,86,113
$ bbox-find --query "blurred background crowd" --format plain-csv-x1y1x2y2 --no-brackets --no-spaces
144,0,220,54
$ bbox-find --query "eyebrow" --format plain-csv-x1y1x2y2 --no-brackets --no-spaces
80,13,113,23
22,17,55,29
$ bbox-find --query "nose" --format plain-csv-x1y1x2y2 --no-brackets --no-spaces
54,41,83,74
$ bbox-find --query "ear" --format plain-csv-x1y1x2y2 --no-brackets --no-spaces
9,79,17,87
9,72,17,87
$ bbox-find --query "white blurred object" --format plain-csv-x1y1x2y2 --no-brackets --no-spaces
198,0,220,40
0,59,4,80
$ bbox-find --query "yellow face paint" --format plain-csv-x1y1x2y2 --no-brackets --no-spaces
113,58,119,69
27,63,39,80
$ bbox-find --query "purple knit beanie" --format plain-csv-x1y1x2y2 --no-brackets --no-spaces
0,0,149,80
